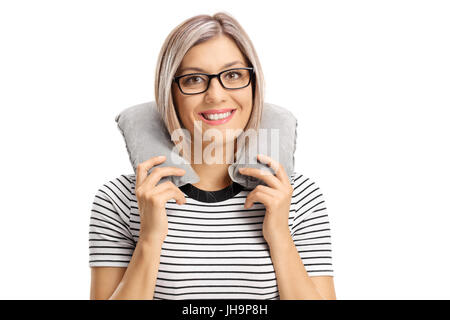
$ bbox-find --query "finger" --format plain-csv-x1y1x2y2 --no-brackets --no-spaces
244,188,273,209
143,166,186,189
252,185,276,195
238,167,282,189
244,185,274,208
152,180,186,204
136,155,166,189
153,185,187,205
257,154,290,186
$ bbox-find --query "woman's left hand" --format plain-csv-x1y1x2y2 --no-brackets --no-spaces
239,154,294,246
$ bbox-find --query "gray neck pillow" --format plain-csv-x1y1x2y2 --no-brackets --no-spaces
115,101,297,189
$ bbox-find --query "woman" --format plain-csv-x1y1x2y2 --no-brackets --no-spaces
89,12,336,300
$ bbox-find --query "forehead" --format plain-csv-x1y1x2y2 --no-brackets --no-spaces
179,35,247,72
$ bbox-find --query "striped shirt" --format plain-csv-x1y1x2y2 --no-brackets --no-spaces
88,172,334,300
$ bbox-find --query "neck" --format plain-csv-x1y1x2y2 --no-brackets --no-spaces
191,163,232,191
188,139,237,191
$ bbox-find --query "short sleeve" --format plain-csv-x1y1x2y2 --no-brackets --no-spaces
289,173,334,277
88,175,136,267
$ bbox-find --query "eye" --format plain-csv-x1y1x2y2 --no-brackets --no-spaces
183,75,204,85
224,71,242,80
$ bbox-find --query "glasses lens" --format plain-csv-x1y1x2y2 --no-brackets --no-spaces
178,68,252,94
179,74,209,94
220,69,251,89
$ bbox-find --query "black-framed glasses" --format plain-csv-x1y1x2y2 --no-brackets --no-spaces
173,67,254,95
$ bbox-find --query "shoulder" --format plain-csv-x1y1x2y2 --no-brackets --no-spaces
288,171,326,193
89,174,137,267
95,174,135,200
92,174,136,222
287,171,332,241
288,171,328,218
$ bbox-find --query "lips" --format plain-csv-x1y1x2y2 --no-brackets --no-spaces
197,108,237,125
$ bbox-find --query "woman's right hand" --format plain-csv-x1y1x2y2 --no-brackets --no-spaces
135,155,186,245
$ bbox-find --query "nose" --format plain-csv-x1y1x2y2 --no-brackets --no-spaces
204,76,227,102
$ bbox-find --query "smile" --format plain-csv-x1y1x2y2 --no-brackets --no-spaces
198,108,236,125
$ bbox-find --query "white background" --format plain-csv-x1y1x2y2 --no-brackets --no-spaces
0,0,449,299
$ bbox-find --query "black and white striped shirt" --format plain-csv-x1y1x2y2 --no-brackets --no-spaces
88,172,334,300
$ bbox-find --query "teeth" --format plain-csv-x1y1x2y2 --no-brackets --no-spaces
203,111,232,120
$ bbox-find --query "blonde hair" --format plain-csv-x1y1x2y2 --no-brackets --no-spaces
154,11,265,139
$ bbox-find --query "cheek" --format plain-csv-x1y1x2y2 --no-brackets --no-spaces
174,101,199,137
172,86,191,124
178,107,194,131
238,89,253,118
241,86,253,108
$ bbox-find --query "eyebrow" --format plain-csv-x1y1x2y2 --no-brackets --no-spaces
178,60,245,74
